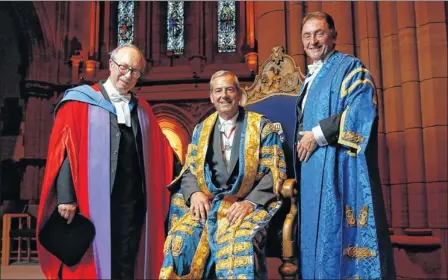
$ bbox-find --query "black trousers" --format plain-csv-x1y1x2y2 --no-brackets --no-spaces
111,193,145,279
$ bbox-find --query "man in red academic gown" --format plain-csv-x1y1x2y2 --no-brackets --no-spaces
37,44,175,279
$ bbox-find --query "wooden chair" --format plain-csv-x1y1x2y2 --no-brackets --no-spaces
243,46,305,279
1,213,38,266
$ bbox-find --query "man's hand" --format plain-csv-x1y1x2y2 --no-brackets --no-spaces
226,201,254,225
190,192,211,222
297,131,318,162
57,203,77,224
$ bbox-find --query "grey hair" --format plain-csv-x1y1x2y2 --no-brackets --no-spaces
209,70,241,93
109,43,147,72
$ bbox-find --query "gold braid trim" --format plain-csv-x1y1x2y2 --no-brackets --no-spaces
159,225,210,279
163,236,172,256
340,67,373,98
253,210,269,222
345,276,361,280
236,112,263,198
358,205,368,227
184,225,210,279
171,195,188,210
168,144,197,186
170,214,179,230
261,146,285,157
195,113,217,197
261,122,281,139
342,79,375,98
341,131,364,144
343,246,377,261
216,256,253,271
338,107,361,153
167,212,198,236
278,160,286,168
345,205,356,227
260,145,287,193
216,242,252,259
159,266,180,279
171,236,183,256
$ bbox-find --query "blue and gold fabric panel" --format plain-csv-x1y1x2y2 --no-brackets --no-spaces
337,60,384,279
161,192,208,279
213,198,282,279
258,121,287,194
338,64,377,154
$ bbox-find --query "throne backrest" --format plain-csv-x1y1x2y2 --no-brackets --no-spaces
243,46,305,179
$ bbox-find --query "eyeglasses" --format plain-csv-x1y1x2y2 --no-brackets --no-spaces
111,59,142,78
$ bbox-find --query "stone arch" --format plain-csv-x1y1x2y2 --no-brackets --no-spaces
1,2,58,82
151,104,195,164
0,2,47,205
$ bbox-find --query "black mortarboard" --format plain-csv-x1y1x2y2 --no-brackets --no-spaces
38,208,96,267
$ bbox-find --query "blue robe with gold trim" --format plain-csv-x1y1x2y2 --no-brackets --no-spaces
294,51,396,279
160,110,286,279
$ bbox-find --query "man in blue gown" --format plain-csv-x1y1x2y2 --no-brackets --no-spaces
160,71,286,279
294,11,396,279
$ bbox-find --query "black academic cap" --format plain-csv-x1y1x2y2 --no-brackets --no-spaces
38,208,96,267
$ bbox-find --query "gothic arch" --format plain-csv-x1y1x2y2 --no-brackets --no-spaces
3,2,58,81
151,103,195,163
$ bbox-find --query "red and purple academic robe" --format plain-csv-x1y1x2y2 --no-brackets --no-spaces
36,84,174,279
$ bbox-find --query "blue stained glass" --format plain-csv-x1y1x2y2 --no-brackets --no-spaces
218,1,236,53
167,1,184,55
118,1,135,46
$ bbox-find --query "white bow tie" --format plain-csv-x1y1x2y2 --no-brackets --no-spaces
109,92,131,127
219,122,232,131
307,60,323,75
219,121,235,134
109,92,131,103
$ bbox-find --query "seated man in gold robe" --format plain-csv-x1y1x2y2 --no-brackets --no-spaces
159,70,286,279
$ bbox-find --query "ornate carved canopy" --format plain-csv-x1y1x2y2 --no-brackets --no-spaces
243,46,305,105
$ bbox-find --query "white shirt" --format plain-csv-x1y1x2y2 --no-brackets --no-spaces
301,50,335,146
103,79,132,127
218,112,239,169
218,111,256,207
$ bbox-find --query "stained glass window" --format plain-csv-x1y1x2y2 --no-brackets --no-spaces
218,1,236,53
167,1,185,55
118,1,135,46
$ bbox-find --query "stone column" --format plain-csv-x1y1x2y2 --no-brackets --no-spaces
397,1,427,229
151,2,161,65
100,1,112,65
379,1,409,234
322,1,355,56
188,2,206,75
286,1,306,71
88,1,100,60
306,1,322,13
355,1,392,225
254,2,286,64
20,82,54,201
415,3,448,259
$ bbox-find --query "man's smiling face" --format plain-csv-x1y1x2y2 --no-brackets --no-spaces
302,17,336,62
210,74,241,120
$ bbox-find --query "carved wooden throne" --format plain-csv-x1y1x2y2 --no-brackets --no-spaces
243,46,305,279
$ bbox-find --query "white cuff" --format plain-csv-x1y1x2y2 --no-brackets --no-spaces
312,125,328,146
245,200,257,209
